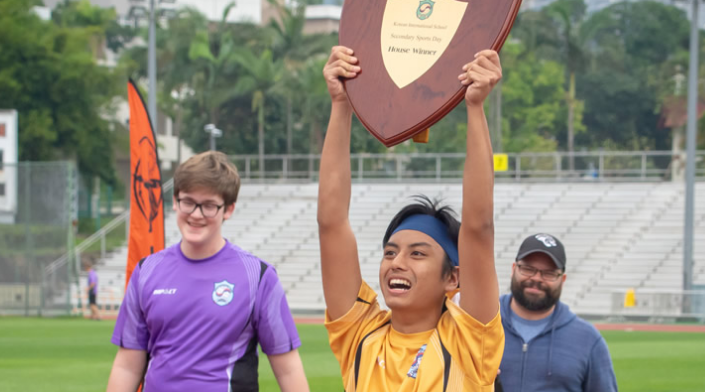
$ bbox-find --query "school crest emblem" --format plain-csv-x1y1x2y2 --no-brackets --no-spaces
416,0,435,20
407,344,427,379
212,280,234,306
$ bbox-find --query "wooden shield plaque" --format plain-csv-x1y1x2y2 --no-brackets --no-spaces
339,0,522,147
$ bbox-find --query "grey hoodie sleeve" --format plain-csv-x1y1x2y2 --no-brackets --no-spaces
583,336,618,392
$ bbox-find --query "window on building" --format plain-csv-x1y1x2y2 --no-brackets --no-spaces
0,183,5,196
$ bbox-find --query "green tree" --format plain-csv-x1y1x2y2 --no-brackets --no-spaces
577,1,691,151
500,41,575,152
52,0,135,53
121,4,277,155
0,0,122,183
544,0,592,167
267,0,336,154
186,3,246,127
295,57,331,153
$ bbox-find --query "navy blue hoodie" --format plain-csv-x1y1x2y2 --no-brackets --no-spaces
498,294,618,392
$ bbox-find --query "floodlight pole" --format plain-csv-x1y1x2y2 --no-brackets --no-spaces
204,124,222,151
684,0,699,303
148,0,158,132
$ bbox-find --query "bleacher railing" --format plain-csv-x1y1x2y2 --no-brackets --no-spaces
610,289,705,322
229,150,705,182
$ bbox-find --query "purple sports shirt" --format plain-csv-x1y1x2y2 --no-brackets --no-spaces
88,270,98,295
111,241,301,391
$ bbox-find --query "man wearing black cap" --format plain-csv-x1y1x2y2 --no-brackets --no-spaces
497,233,618,391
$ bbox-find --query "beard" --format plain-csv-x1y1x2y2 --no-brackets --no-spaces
511,276,562,312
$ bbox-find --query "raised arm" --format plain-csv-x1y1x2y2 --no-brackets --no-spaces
318,46,363,320
457,50,502,324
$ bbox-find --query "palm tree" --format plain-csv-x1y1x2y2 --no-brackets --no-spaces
296,57,331,153
267,0,336,155
232,47,284,178
545,0,591,172
188,2,243,126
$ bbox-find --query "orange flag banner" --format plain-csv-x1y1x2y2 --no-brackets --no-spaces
126,80,165,287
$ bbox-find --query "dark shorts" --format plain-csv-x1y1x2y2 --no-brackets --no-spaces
89,292,97,305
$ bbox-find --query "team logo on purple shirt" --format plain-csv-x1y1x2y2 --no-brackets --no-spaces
212,280,234,306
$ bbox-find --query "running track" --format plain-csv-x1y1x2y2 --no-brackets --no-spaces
91,314,705,332
293,317,705,332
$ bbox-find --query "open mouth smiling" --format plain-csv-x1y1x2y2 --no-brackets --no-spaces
388,278,412,292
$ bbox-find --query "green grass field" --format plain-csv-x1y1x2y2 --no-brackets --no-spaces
1,317,704,391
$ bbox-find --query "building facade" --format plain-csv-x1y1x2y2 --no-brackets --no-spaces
0,110,18,224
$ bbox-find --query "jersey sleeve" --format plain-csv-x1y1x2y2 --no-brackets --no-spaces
324,281,390,383
253,265,302,356
438,299,504,387
111,264,149,350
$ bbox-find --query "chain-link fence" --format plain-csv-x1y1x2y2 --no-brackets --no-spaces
0,162,76,316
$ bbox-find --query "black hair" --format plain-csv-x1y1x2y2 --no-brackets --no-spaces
383,195,460,279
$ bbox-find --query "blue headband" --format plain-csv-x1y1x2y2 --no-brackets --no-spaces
391,214,459,266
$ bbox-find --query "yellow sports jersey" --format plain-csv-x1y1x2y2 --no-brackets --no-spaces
325,281,504,392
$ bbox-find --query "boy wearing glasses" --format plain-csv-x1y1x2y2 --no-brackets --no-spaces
107,151,309,392
497,233,617,392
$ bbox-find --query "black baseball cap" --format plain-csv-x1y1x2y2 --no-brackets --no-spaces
515,233,567,271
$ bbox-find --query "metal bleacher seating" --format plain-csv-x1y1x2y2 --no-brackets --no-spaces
82,182,705,318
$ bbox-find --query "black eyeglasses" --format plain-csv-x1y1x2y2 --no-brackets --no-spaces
516,264,563,282
176,198,224,218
